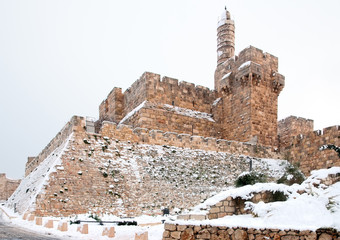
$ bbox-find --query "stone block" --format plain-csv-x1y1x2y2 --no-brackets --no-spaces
44,220,54,229
102,227,115,238
190,214,206,221
135,231,148,240
210,207,220,213
77,224,89,234
170,231,181,239
57,221,68,232
164,223,177,231
28,214,35,221
22,212,29,220
35,217,42,225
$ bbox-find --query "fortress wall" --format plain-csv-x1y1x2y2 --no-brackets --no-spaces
100,120,280,159
99,87,124,123
216,46,284,147
25,116,85,177
0,173,21,201
278,116,314,149
144,74,217,113
121,103,222,139
32,119,283,217
124,72,152,114
283,125,340,175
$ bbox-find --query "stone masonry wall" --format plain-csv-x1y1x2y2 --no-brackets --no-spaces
99,87,124,123
25,116,284,217
25,116,85,177
0,173,21,201
121,102,222,139
216,46,284,147
99,121,280,159
278,116,314,149
163,223,339,240
99,72,217,127
283,125,340,175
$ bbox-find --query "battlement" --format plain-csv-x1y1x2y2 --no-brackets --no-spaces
278,115,314,149
282,125,340,175
100,72,217,121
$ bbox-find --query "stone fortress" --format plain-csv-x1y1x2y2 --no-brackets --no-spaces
5,9,339,217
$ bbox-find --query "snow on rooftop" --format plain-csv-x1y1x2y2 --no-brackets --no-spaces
222,72,231,80
212,98,221,106
164,104,215,122
238,61,252,70
118,100,146,125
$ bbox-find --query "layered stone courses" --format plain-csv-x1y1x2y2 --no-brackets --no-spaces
280,125,340,175
25,116,283,217
0,173,21,201
163,223,339,240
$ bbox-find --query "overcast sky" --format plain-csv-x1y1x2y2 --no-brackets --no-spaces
0,0,339,179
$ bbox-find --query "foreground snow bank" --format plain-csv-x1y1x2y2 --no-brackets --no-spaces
179,167,340,231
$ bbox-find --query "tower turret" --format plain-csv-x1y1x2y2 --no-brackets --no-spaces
215,8,235,91
217,8,235,65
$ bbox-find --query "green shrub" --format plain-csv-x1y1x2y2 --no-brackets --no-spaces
277,163,305,185
235,171,267,187
272,191,288,201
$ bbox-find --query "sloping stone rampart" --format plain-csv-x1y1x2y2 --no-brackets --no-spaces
25,116,85,176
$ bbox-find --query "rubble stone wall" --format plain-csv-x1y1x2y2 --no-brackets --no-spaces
0,174,21,201
163,223,339,240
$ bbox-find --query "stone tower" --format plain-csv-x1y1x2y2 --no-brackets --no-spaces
215,8,235,90
215,9,285,147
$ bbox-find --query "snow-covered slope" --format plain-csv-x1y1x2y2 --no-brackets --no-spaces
178,167,340,231
6,134,73,214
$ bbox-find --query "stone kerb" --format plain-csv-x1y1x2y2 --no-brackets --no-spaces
163,223,339,240
102,226,115,238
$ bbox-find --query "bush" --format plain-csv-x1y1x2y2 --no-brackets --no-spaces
272,191,288,201
277,163,305,185
235,171,267,187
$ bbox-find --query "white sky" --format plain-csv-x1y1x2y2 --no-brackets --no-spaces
0,0,339,179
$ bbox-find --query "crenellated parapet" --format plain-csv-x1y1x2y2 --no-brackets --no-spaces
281,124,340,175
216,46,285,94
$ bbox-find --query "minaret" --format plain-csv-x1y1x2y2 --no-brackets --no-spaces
214,8,235,91
217,8,235,65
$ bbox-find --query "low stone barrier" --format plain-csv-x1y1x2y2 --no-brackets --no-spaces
135,231,148,240
102,226,115,238
163,223,340,240
77,224,89,234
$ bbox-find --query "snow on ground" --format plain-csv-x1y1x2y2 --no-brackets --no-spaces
177,167,340,231
5,133,74,214
0,207,165,240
